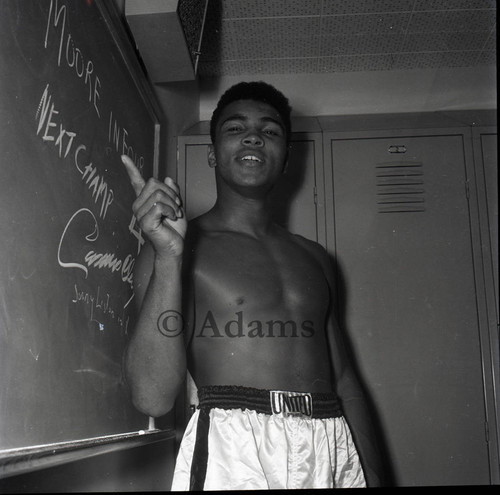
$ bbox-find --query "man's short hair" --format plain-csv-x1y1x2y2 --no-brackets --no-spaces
210,81,292,144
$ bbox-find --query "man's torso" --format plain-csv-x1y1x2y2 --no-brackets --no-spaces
184,220,334,393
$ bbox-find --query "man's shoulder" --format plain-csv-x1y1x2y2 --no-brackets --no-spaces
286,229,328,260
283,229,335,280
183,215,234,261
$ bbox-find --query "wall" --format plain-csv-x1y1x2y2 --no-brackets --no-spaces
199,65,497,119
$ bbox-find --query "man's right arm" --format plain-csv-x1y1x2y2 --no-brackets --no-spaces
121,155,188,417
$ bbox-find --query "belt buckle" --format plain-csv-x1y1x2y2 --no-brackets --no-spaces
270,390,313,418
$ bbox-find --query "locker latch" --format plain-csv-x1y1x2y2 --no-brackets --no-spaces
388,145,407,154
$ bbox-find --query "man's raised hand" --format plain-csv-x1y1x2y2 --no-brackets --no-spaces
122,155,187,258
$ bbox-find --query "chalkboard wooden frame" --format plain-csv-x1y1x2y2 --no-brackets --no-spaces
0,0,173,478
98,0,162,177
0,429,174,479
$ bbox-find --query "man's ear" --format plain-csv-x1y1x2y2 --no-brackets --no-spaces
208,145,217,168
282,148,290,174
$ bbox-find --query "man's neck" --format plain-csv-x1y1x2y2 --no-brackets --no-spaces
209,186,274,238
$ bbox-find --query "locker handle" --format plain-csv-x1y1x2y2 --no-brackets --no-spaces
388,145,407,154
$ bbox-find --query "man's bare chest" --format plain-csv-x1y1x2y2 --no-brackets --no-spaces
189,232,328,314
184,230,334,391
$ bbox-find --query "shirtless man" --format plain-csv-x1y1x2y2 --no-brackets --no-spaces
123,82,383,490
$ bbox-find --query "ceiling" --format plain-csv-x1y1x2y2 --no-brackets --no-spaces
196,0,497,78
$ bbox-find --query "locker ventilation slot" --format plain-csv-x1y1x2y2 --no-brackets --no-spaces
376,161,425,213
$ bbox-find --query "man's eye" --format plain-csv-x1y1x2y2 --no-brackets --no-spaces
264,129,280,136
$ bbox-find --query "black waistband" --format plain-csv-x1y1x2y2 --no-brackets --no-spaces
197,385,343,419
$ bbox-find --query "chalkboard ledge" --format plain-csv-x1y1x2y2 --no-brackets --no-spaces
0,429,175,479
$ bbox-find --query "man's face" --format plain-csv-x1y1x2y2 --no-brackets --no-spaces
209,99,288,194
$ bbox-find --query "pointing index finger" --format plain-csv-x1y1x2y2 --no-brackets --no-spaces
121,155,145,197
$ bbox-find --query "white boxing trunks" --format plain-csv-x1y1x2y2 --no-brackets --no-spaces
171,385,366,490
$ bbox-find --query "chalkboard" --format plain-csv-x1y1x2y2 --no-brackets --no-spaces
0,0,161,455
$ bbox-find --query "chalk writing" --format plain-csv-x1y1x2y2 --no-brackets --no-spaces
36,0,150,336
36,83,76,158
84,249,135,286
36,84,114,219
75,144,114,219
57,208,98,277
72,283,130,334
129,215,145,255
57,208,135,288
44,0,101,117
108,111,145,175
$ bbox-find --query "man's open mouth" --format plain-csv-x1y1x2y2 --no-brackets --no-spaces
240,154,263,163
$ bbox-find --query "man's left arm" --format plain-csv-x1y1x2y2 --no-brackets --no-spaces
315,245,386,487
328,315,385,487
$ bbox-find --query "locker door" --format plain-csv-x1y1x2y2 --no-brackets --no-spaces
472,127,499,483
326,130,492,486
178,137,215,220
473,128,498,319
178,132,325,244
